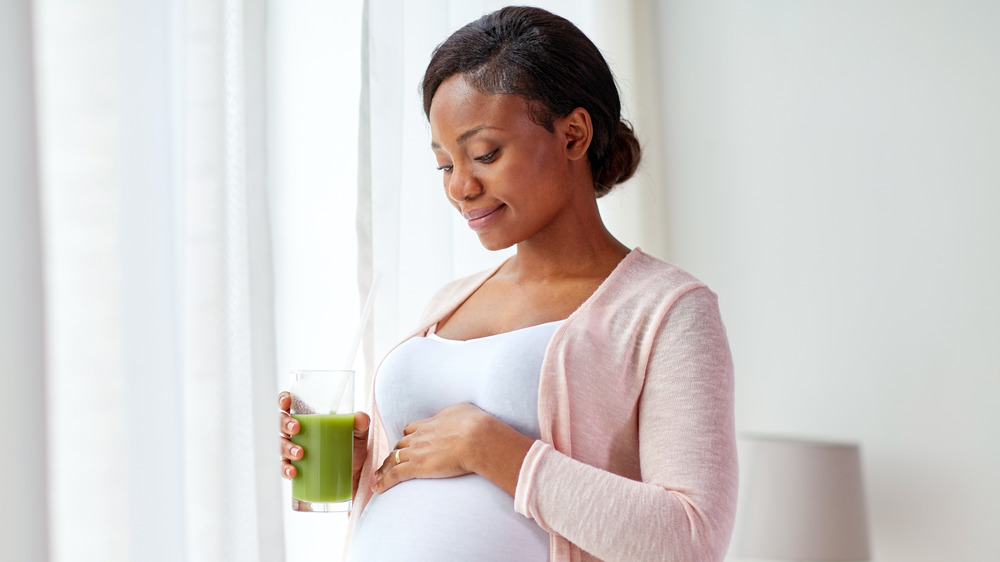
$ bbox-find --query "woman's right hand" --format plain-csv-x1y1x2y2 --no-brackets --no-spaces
278,392,372,496
278,391,302,479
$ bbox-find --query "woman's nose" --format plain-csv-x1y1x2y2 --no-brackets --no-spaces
446,163,483,202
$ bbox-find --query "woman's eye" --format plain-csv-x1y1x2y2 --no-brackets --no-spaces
436,164,453,173
476,150,498,163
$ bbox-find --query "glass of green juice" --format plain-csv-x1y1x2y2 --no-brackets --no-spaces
289,369,355,512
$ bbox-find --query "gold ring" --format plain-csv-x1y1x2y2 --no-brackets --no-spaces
394,448,402,464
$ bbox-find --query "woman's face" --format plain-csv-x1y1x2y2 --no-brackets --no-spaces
428,74,586,251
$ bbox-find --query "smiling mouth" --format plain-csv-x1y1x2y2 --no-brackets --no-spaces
462,204,505,229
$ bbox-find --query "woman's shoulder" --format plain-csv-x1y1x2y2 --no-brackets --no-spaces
418,262,505,323
610,248,713,301
557,249,720,338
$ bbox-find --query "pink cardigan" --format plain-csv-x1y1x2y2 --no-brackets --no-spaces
350,249,737,561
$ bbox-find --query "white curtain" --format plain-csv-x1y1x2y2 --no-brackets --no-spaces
17,1,284,560
359,0,667,373
1,2,49,562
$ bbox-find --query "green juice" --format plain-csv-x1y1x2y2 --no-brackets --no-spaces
290,413,354,503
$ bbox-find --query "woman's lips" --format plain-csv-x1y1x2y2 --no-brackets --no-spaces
462,204,505,230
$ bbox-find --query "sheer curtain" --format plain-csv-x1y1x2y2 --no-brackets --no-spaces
12,1,284,560
1,2,49,561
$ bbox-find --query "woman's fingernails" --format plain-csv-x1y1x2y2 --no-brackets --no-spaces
284,466,293,478
291,446,301,458
286,420,295,432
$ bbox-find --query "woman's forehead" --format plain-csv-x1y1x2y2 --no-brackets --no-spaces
428,76,535,141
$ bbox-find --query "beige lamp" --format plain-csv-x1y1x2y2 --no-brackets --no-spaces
732,434,871,561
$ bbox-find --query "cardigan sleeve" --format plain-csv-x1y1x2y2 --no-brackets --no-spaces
514,287,738,562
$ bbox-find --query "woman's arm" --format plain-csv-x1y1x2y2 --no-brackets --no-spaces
515,288,738,562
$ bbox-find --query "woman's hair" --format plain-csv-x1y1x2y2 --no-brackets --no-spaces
421,6,641,197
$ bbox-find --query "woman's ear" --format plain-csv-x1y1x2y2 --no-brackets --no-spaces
558,107,593,161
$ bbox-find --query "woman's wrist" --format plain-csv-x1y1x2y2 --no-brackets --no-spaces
468,413,535,497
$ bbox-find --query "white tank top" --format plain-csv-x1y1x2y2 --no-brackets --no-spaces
345,321,560,562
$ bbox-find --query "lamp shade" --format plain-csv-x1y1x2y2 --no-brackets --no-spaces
732,435,870,561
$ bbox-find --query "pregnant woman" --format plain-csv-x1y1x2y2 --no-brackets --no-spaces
279,6,738,561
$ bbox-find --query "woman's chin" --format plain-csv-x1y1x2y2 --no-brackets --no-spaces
476,234,517,252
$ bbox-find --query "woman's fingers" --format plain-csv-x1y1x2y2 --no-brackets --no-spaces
376,434,413,489
376,446,413,492
280,434,302,480
280,412,299,436
374,404,488,493
376,404,530,498
279,432,302,480
280,435,303,461
352,411,371,497
354,411,371,438
279,391,298,480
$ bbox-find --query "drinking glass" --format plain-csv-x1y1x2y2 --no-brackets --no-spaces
289,369,355,512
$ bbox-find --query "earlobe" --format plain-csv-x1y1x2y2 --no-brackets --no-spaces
561,107,593,161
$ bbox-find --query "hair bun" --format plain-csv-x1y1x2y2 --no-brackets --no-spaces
594,120,642,197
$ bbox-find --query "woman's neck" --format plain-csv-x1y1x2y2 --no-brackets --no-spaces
507,206,630,283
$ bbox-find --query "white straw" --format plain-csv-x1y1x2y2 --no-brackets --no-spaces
343,272,381,370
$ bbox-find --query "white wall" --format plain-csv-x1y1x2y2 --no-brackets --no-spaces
655,2,1000,561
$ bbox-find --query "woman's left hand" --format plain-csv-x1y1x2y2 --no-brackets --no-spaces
375,402,490,493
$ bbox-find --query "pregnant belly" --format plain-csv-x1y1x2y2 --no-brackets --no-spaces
346,474,549,562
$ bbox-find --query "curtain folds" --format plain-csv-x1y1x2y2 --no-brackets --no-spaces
25,1,284,560
0,2,49,562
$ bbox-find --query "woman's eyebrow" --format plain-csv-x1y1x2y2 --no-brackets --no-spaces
431,125,503,149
